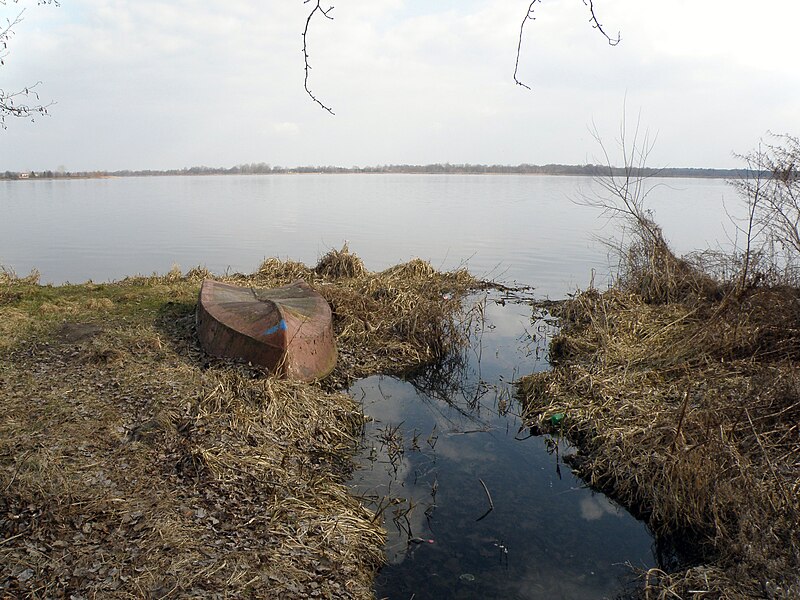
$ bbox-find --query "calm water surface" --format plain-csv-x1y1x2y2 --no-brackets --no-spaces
2,174,740,597
0,174,738,297
350,299,655,599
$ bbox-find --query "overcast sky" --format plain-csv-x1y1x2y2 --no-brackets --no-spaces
2,0,798,172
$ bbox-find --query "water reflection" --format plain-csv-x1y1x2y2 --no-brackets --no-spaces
349,296,655,599
579,495,630,522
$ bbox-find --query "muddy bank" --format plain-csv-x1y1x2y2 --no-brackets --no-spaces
0,249,476,599
519,268,800,598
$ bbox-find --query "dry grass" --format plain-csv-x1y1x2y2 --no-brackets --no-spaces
314,243,368,280
518,239,800,599
616,227,723,306
0,251,477,598
246,249,476,387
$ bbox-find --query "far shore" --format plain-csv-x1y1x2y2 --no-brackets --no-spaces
2,162,749,181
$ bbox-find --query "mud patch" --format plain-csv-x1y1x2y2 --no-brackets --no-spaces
57,322,104,343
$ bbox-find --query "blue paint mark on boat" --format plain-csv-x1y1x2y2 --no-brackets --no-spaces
263,319,287,337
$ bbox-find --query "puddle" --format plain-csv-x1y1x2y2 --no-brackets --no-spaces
349,296,655,599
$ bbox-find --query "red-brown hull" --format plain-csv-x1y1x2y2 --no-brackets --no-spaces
196,279,337,381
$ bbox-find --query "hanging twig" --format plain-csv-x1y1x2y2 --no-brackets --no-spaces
513,1,539,90
514,0,620,90
302,0,335,115
583,0,620,46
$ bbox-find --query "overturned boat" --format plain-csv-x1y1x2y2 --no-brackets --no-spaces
196,279,337,381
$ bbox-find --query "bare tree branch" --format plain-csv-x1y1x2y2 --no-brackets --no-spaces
0,9,24,62
514,0,620,90
577,103,664,247
1,0,59,128
0,81,51,128
298,1,620,103
302,0,335,115
513,1,539,90
748,134,800,255
727,134,800,288
729,146,768,293
584,0,620,47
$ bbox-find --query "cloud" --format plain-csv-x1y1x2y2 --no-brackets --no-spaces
2,0,800,170
273,121,300,135
580,495,623,521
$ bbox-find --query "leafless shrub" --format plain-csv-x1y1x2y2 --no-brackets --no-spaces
730,133,800,292
579,111,721,304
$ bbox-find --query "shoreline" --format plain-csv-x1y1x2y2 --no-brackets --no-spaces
2,165,746,181
519,256,800,598
0,251,477,598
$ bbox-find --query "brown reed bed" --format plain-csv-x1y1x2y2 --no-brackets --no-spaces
0,249,477,598
518,237,800,599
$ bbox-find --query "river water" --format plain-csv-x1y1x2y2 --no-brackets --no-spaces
1,174,740,597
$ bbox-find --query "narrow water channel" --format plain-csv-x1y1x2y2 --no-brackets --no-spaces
348,295,656,599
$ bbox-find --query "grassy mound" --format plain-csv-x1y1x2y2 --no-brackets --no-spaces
518,235,800,599
0,252,476,598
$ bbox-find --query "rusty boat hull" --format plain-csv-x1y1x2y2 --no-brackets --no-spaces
196,279,337,381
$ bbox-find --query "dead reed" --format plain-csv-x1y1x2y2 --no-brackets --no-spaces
0,250,477,598
314,243,368,280
249,249,476,387
519,235,800,598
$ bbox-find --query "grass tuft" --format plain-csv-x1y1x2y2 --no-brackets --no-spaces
314,242,368,280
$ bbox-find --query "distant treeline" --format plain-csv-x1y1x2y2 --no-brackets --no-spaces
2,163,752,180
